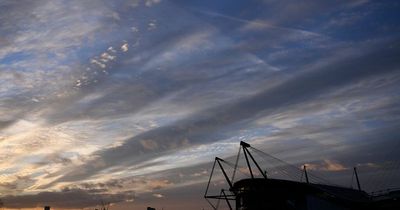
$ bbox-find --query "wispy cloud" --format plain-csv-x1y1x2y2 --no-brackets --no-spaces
42,38,400,186
1,0,400,209
305,160,348,172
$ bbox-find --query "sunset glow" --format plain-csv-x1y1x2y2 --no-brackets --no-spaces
1,0,400,209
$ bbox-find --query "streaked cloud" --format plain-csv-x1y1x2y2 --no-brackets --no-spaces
305,160,348,172
1,0,399,209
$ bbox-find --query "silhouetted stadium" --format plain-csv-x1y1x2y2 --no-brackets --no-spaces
204,141,400,210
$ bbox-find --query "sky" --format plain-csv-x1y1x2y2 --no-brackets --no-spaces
1,0,400,209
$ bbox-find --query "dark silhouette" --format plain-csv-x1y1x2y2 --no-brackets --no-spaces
205,141,400,210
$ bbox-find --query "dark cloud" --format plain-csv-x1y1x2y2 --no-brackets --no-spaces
0,174,36,194
48,39,400,184
0,119,16,130
1,189,134,209
327,123,400,168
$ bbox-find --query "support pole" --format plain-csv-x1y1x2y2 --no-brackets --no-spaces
242,146,254,179
354,167,362,191
216,157,233,189
303,165,309,184
204,160,217,197
244,146,268,179
221,190,233,210
240,141,267,179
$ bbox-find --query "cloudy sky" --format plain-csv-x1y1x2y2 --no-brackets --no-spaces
1,0,400,209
